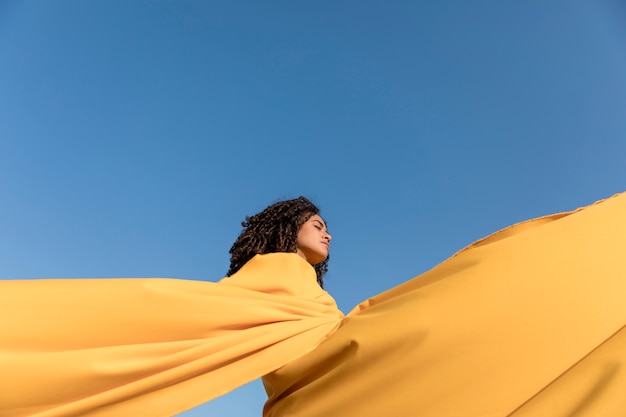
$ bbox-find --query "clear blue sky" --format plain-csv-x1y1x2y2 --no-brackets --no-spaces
1,1,625,415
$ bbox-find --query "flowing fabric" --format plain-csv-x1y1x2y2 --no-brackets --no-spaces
2,192,626,417
263,191,626,417
0,254,343,417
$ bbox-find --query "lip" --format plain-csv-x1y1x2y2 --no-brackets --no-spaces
321,242,329,248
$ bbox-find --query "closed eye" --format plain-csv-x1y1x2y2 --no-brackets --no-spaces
312,220,326,231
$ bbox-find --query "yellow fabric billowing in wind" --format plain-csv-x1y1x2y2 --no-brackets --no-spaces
264,192,626,417
2,191,626,417
0,254,343,417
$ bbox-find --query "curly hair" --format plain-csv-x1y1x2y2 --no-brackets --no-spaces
227,196,328,287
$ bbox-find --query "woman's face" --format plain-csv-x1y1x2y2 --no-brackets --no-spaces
296,214,331,265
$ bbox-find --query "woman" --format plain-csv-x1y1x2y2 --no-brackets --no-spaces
2,193,626,417
226,196,332,287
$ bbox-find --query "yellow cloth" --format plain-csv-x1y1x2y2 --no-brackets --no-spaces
0,254,343,417
263,192,626,417
2,192,626,417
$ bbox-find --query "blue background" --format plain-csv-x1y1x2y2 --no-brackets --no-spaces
1,1,625,415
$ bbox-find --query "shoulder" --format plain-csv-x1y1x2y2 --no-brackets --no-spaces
220,253,324,298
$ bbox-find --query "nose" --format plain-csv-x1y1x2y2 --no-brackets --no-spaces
324,232,332,242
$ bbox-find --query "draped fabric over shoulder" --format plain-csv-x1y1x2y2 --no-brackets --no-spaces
2,192,626,417
0,254,343,417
